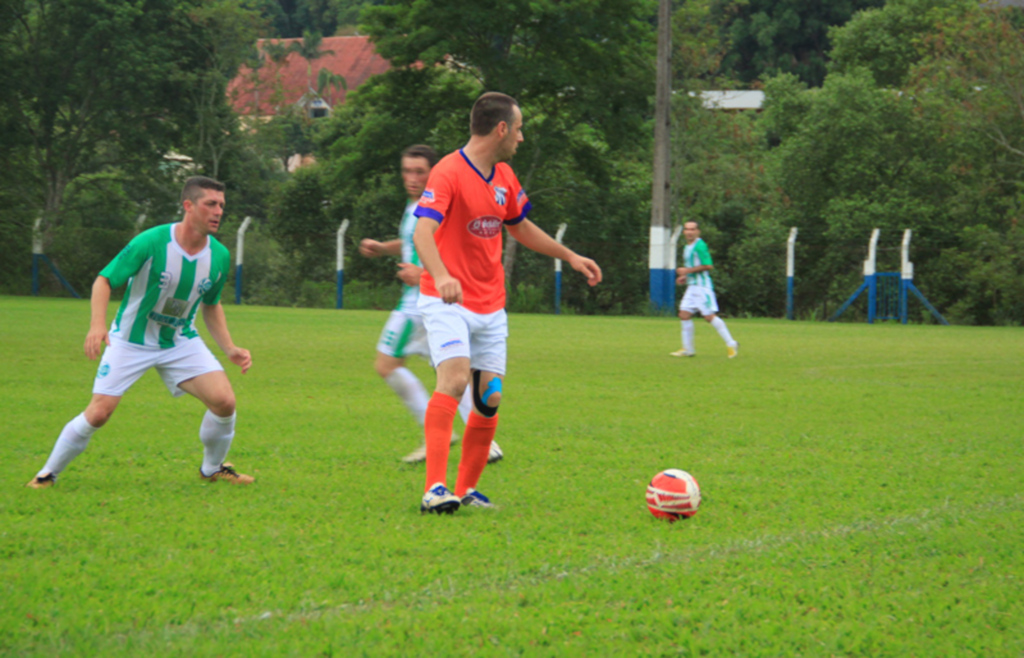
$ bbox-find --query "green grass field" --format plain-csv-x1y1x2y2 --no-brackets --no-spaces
2,296,1021,656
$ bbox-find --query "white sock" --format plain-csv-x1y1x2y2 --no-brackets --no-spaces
682,320,695,354
710,316,737,347
200,410,236,476
458,384,473,424
384,367,430,425
40,413,97,476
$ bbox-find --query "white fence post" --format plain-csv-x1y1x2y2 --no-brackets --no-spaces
554,223,568,314
235,216,253,304
336,219,350,309
786,227,798,320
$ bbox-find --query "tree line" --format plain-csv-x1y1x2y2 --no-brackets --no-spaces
1,0,1021,324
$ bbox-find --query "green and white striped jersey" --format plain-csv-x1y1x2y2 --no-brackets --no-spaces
100,223,230,349
395,201,422,314
683,238,714,290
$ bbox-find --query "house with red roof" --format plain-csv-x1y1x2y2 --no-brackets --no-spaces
228,35,392,119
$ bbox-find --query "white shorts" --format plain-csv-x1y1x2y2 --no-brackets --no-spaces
418,295,508,375
376,310,430,359
93,337,224,398
679,286,719,316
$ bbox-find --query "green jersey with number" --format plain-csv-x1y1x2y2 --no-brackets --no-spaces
99,223,230,349
683,238,714,290
396,201,422,314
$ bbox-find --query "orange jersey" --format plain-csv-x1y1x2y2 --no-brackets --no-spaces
414,150,531,313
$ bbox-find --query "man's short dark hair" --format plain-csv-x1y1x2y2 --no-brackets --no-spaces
470,92,519,136
402,144,438,168
181,176,225,204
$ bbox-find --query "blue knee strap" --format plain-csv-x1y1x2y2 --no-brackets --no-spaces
472,370,501,417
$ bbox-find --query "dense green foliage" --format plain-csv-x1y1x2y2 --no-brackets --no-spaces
3,0,1023,323
0,0,280,296
259,0,377,37
3,297,1023,654
672,0,1024,325
755,2,1024,324
713,0,885,87
265,0,658,314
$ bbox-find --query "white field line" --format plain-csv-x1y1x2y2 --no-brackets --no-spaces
111,494,1020,644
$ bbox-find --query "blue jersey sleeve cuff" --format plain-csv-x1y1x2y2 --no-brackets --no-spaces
414,206,443,222
504,201,532,225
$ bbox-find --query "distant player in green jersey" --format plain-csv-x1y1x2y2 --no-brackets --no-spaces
671,221,739,358
26,176,255,488
359,145,502,464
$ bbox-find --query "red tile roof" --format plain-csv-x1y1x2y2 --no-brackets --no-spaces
228,36,391,116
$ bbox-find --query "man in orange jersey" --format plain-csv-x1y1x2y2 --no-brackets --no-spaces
413,91,602,514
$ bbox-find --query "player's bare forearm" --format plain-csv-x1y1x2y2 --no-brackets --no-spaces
202,303,252,373
676,265,713,276
412,218,447,279
414,216,462,303
359,238,402,258
507,219,574,261
508,220,602,286
84,277,113,359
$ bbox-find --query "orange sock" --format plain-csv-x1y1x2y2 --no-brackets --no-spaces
424,392,459,492
455,413,499,497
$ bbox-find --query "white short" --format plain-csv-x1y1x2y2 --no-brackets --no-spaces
679,286,719,316
93,337,224,398
376,310,430,360
418,295,508,375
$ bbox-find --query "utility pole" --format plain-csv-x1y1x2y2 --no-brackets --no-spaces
649,0,673,312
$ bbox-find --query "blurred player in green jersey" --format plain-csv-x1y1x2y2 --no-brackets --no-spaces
359,145,502,464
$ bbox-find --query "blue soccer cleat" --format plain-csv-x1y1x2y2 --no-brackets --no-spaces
421,482,460,514
460,488,495,508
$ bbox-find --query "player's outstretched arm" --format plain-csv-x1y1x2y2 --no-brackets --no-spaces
359,238,402,258
85,276,113,360
202,303,252,374
507,220,602,287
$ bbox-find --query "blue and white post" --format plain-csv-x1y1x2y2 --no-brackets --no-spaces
553,223,567,314
649,226,675,311
234,216,253,305
865,228,880,324
786,227,798,320
649,0,673,312
335,219,350,309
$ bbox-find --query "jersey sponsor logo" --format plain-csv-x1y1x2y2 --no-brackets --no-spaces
197,277,213,295
467,215,503,239
161,298,188,317
420,189,435,204
158,271,173,289
494,186,507,205
148,310,191,328
517,189,526,202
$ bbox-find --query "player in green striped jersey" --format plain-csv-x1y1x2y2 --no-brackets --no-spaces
26,177,255,488
359,146,501,464
671,221,739,358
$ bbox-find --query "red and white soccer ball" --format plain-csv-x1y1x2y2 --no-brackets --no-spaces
646,469,701,521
